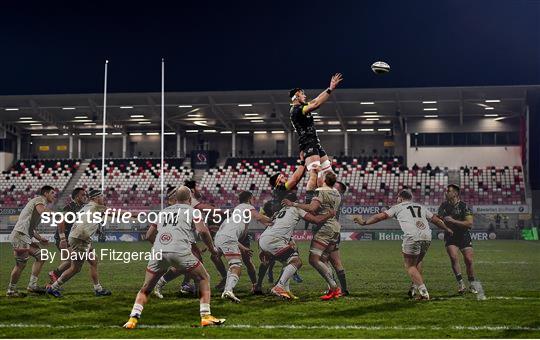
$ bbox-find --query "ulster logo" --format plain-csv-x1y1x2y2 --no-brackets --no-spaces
160,232,172,245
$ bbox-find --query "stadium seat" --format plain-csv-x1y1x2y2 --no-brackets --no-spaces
0,159,79,208
74,158,190,210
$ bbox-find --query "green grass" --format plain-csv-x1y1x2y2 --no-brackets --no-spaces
0,240,539,338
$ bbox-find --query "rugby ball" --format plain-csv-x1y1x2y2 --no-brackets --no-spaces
371,61,390,74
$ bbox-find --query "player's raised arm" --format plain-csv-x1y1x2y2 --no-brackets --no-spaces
303,209,335,225
250,208,272,226
354,212,390,226
285,156,307,190
301,73,343,114
283,196,321,214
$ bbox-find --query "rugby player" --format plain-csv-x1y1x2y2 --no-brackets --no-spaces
438,184,485,297
47,188,111,296
6,185,56,297
250,155,308,292
253,201,278,294
289,73,343,184
282,172,343,300
214,191,272,303
259,192,335,299
123,186,225,328
185,179,228,291
319,181,349,295
146,187,191,298
268,152,307,206
355,189,452,300
46,190,111,297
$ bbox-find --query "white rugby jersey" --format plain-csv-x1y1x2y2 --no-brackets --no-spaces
384,201,434,241
13,196,48,237
153,203,197,255
261,206,307,241
69,201,107,242
313,187,341,233
215,203,255,241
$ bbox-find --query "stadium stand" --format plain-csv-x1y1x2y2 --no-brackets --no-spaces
0,159,79,208
200,157,302,207
459,166,526,205
74,158,191,210
200,155,449,208
0,157,527,212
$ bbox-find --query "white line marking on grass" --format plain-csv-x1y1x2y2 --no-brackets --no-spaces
489,296,540,300
1,323,539,331
477,261,530,264
343,296,540,301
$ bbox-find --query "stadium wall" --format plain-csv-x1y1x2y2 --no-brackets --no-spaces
24,131,403,160
405,116,522,168
406,136,522,168
407,117,519,133
0,151,14,172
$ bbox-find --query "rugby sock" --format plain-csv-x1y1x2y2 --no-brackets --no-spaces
284,277,290,292
28,274,38,287
336,270,348,292
51,278,64,289
418,284,428,296
93,283,103,292
256,263,269,287
267,261,275,283
8,283,16,292
200,303,211,316
162,269,177,282
224,271,239,292
53,268,63,277
455,273,463,283
314,261,338,289
277,264,297,289
156,276,167,289
468,276,476,283
130,303,143,318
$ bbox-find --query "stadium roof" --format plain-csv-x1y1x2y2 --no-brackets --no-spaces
0,85,538,136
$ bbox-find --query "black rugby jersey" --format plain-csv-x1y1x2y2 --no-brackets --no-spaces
437,200,473,237
54,200,84,242
290,104,319,146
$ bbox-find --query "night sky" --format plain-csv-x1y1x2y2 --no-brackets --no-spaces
1,0,539,95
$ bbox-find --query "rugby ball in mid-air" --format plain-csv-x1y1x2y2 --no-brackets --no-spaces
371,61,390,74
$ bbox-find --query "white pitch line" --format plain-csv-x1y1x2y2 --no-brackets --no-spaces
477,261,530,264
0,323,539,331
488,296,540,300
343,296,540,301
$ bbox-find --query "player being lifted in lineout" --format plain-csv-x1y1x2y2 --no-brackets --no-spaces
289,73,343,185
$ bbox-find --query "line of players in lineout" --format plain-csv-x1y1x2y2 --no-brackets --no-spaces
5,74,485,328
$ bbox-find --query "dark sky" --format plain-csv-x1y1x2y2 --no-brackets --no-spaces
1,0,539,95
